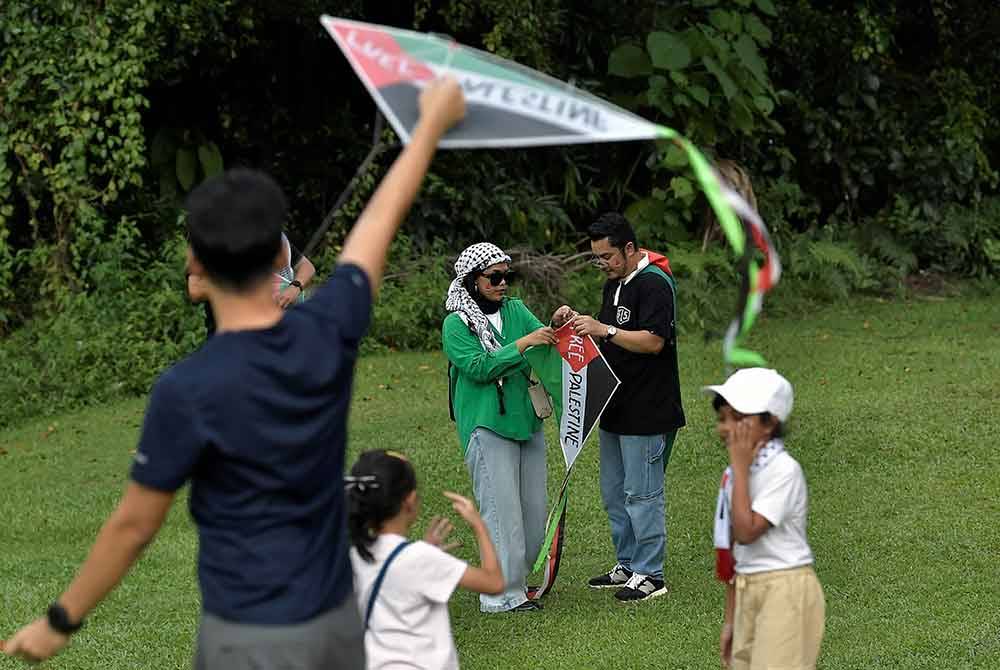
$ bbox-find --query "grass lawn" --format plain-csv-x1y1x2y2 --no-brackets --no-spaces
1,294,998,669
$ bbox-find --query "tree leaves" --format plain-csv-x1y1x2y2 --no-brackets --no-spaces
647,32,692,71
754,0,778,17
197,142,224,178
753,95,775,115
608,44,652,77
703,56,738,100
670,176,695,201
733,34,768,86
175,148,197,191
689,86,711,107
744,14,773,46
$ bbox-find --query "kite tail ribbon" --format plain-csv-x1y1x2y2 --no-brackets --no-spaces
530,469,570,598
655,126,782,369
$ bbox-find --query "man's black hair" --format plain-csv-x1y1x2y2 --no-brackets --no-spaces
587,212,637,252
185,168,286,291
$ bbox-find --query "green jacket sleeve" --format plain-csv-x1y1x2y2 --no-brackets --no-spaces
442,314,525,383
514,300,546,332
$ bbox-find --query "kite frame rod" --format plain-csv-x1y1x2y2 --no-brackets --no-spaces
302,113,392,259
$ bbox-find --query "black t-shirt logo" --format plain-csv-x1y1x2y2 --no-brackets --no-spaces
616,306,631,325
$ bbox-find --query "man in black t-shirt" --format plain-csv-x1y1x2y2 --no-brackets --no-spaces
3,78,466,668
566,212,685,603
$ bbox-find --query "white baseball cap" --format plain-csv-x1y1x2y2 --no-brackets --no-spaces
702,368,794,423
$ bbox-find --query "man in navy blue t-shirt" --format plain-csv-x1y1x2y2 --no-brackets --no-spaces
3,79,466,668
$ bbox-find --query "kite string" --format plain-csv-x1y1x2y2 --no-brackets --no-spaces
301,113,392,260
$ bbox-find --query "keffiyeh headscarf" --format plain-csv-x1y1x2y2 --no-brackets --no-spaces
445,242,512,352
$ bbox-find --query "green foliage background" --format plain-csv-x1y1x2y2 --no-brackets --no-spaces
2,0,999,426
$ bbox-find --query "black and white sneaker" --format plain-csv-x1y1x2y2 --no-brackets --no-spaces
587,563,633,589
614,573,668,602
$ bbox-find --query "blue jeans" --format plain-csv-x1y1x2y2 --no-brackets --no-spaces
464,427,547,612
598,429,676,579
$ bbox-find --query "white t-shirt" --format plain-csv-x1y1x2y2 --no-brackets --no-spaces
734,451,815,574
350,534,468,670
485,311,503,335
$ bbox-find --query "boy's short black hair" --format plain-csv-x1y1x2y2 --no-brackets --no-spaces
185,168,286,291
711,394,786,439
587,212,637,251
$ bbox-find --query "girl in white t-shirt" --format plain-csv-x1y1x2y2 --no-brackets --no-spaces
346,450,504,670
704,368,825,670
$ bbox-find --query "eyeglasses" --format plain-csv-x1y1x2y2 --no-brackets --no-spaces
482,271,514,286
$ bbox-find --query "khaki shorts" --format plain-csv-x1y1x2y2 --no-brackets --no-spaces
732,565,825,670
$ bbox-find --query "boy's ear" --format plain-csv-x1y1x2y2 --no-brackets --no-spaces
186,246,205,275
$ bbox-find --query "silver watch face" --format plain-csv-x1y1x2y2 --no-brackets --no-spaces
607,326,617,338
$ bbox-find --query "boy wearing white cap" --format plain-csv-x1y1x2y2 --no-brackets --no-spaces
704,368,825,670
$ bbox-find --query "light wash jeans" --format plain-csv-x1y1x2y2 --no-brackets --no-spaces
464,427,547,612
598,429,677,579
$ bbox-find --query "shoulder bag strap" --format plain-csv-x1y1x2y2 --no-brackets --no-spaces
364,540,412,629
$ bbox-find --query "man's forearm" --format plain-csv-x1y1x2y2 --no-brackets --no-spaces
57,510,158,623
293,257,316,288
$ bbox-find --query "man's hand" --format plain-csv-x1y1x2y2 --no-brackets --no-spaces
550,305,576,328
276,285,301,309
3,618,69,664
726,418,764,472
418,78,466,136
571,315,609,339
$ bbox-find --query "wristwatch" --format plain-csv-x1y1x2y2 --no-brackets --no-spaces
290,280,303,291
47,602,84,635
606,325,618,340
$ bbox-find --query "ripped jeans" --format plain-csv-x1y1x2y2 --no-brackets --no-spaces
598,429,676,579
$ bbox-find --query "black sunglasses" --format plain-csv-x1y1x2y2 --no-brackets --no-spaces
482,270,514,286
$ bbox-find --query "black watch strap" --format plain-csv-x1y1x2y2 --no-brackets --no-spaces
47,602,84,635
290,280,303,290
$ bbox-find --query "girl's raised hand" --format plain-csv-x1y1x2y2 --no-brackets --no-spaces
423,516,460,552
442,491,482,527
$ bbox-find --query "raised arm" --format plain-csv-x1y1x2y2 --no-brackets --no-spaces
338,79,465,297
443,492,504,595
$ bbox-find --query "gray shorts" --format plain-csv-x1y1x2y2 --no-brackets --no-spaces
194,595,365,670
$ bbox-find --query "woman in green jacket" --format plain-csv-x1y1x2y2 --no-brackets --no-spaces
443,242,557,613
